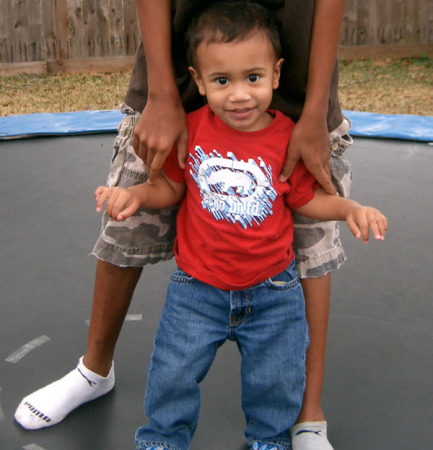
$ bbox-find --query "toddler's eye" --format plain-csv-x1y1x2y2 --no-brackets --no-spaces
216,77,229,85
247,74,260,83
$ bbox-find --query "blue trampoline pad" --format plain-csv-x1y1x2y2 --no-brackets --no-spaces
1,109,432,142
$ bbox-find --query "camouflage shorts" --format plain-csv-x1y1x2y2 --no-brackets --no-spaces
92,104,178,267
93,106,352,277
293,118,353,278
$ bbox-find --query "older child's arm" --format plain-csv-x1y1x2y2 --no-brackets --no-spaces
133,0,188,181
294,189,388,243
95,173,185,222
280,0,345,195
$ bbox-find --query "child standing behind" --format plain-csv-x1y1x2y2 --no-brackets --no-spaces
96,3,387,449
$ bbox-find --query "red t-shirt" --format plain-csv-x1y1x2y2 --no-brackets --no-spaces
164,105,317,290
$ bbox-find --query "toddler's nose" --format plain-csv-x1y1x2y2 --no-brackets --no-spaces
229,83,252,102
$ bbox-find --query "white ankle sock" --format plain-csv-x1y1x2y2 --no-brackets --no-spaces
14,357,115,430
290,421,334,450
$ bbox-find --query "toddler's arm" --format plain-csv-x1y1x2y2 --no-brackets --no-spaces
294,189,388,243
95,173,185,222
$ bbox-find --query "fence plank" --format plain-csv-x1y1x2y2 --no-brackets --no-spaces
52,0,70,61
42,0,55,61
26,0,43,61
339,43,433,60
11,0,30,62
110,0,126,56
342,0,357,45
392,0,406,43
68,0,85,60
96,0,111,56
82,0,97,57
124,0,140,55
0,61,47,76
46,54,134,73
0,0,13,62
422,0,433,42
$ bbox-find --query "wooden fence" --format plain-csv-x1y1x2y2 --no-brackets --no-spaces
342,0,433,45
1,0,433,75
0,0,140,72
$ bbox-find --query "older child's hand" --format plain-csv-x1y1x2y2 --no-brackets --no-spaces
95,186,140,221
346,206,388,243
132,96,188,183
280,110,336,196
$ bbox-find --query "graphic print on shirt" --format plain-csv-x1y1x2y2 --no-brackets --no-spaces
190,146,277,229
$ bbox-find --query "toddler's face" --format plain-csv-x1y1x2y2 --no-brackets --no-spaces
189,32,283,132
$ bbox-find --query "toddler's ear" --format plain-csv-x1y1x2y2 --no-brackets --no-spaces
189,66,206,96
273,58,284,90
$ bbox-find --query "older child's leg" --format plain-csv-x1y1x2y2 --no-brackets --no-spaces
298,275,330,422
84,261,142,375
291,121,352,450
290,275,333,450
14,261,140,430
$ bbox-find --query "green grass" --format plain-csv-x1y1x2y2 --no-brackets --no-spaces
1,71,131,116
1,58,432,117
338,57,433,116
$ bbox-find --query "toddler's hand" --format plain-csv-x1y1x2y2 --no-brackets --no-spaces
95,186,140,221
346,206,388,243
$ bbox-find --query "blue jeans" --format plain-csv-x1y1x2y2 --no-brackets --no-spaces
135,261,309,450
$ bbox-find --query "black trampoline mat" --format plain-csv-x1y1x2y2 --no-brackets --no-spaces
1,135,432,450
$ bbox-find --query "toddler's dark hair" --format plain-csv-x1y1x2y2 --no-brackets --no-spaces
186,1,281,67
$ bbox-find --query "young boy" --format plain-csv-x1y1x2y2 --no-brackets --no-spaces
95,3,387,449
